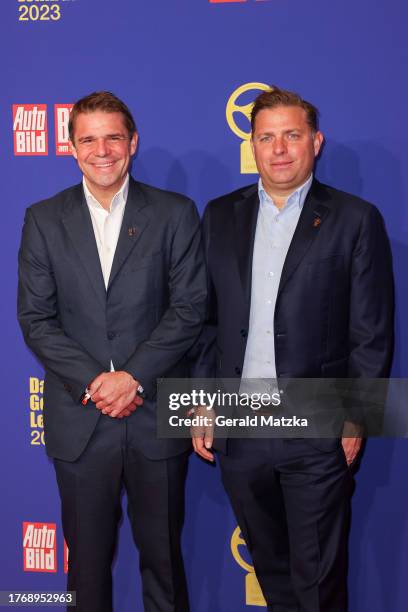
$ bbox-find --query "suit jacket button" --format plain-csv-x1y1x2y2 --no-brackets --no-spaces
235,367,242,375
107,331,116,340
63,383,71,392
240,329,248,338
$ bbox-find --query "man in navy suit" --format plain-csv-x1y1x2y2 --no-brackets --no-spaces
193,86,394,611
18,91,207,612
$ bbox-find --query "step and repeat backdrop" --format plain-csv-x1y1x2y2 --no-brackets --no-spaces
1,1,407,610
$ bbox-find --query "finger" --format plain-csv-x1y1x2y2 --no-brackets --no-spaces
117,410,131,419
118,403,137,416
204,427,214,450
193,436,214,462
345,449,355,464
103,402,118,415
91,390,110,404
109,409,122,418
88,375,105,395
134,395,143,406
97,400,114,412
109,402,129,418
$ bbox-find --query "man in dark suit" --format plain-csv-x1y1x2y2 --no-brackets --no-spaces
18,91,206,612
193,86,394,611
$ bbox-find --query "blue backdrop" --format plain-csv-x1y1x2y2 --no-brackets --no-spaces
1,0,407,610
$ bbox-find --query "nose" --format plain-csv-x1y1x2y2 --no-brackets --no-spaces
94,137,109,156
272,136,287,155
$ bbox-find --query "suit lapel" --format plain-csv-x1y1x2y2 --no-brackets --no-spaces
233,185,259,308
278,179,331,296
62,184,106,309
107,178,151,291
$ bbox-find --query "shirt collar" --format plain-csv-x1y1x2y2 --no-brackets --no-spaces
258,173,313,212
83,174,129,213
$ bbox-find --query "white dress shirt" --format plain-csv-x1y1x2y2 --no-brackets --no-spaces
83,174,129,289
241,174,313,388
83,175,129,371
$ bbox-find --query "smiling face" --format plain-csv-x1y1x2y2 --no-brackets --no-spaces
251,105,323,201
70,111,138,204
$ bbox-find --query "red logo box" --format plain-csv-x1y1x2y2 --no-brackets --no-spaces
54,104,73,156
23,522,57,572
13,104,48,156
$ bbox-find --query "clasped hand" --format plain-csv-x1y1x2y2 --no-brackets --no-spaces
88,371,143,419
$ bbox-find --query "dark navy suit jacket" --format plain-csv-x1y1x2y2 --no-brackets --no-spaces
195,179,394,450
18,177,207,461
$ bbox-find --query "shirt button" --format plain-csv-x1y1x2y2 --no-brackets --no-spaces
268,271,274,278
266,300,272,305
266,330,272,335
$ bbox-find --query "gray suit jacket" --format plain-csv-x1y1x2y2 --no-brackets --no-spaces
18,177,207,461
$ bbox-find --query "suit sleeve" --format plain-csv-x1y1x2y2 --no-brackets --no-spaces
18,207,104,402
187,202,218,380
348,205,394,377
123,199,207,396
346,205,394,432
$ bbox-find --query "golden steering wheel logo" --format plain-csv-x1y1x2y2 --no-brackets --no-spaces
231,526,266,607
226,82,271,174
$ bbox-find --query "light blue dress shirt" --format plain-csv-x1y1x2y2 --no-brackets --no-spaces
241,174,313,384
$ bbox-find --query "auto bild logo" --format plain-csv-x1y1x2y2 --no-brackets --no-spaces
13,104,48,156
23,522,57,572
54,104,73,156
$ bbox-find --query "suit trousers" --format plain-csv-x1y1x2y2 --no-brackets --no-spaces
219,438,351,612
53,414,190,612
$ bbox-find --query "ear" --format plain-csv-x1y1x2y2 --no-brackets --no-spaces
70,140,78,160
130,132,138,156
313,131,324,157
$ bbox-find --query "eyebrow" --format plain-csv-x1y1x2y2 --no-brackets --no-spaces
77,132,126,141
258,128,302,136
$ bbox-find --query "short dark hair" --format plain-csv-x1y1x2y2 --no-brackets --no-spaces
69,91,137,141
251,85,319,133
